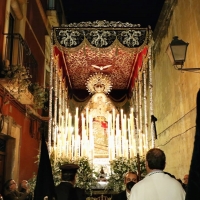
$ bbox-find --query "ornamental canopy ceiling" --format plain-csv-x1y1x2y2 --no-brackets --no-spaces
53,21,151,102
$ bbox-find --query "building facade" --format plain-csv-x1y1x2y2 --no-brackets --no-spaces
0,0,64,193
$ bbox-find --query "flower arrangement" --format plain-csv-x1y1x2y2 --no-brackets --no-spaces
29,155,97,195
75,157,97,194
29,154,146,195
106,156,146,192
1,65,48,109
50,156,97,193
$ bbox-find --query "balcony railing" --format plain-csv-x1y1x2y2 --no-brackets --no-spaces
3,33,37,82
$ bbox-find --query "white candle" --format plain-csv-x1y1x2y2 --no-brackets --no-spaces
86,107,89,136
66,141,68,157
89,114,93,141
107,113,111,136
82,114,85,135
112,108,115,131
81,139,83,157
74,116,77,141
120,109,123,131
77,135,81,158
54,125,57,148
130,107,134,130
133,136,137,157
139,130,143,156
90,134,94,160
127,118,131,158
75,107,79,141
74,139,77,158
108,136,111,160
123,115,127,138
115,132,118,158
68,115,72,157
111,129,115,160
76,107,79,116
61,116,64,156
82,129,86,156
125,139,128,159
122,136,125,157
143,133,147,155
118,130,121,157
72,134,74,159
65,108,69,126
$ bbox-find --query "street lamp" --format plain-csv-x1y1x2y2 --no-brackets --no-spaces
166,36,200,72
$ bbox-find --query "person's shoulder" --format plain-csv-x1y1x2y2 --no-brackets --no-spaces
162,174,185,190
56,182,73,191
163,173,179,182
131,178,147,191
57,182,73,186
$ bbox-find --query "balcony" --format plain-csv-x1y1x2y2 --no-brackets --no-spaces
0,33,38,105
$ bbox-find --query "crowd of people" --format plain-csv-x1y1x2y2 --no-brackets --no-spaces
1,148,189,200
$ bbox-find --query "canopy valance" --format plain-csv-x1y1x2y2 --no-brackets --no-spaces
52,21,152,101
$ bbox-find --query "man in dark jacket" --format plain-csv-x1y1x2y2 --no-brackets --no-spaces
19,180,32,200
55,163,86,200
112,171,138,200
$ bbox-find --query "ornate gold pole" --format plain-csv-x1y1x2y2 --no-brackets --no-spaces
148,38,155,148
48,30,53,152
143,66,148,153
137,153,141,180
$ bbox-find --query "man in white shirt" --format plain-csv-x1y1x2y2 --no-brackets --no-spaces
130,148,185,200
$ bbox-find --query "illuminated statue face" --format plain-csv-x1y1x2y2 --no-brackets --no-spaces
94,83,105,93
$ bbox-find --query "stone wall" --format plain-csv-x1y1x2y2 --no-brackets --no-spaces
152,0,200,180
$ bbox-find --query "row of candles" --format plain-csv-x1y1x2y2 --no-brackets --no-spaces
52,106,148,161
